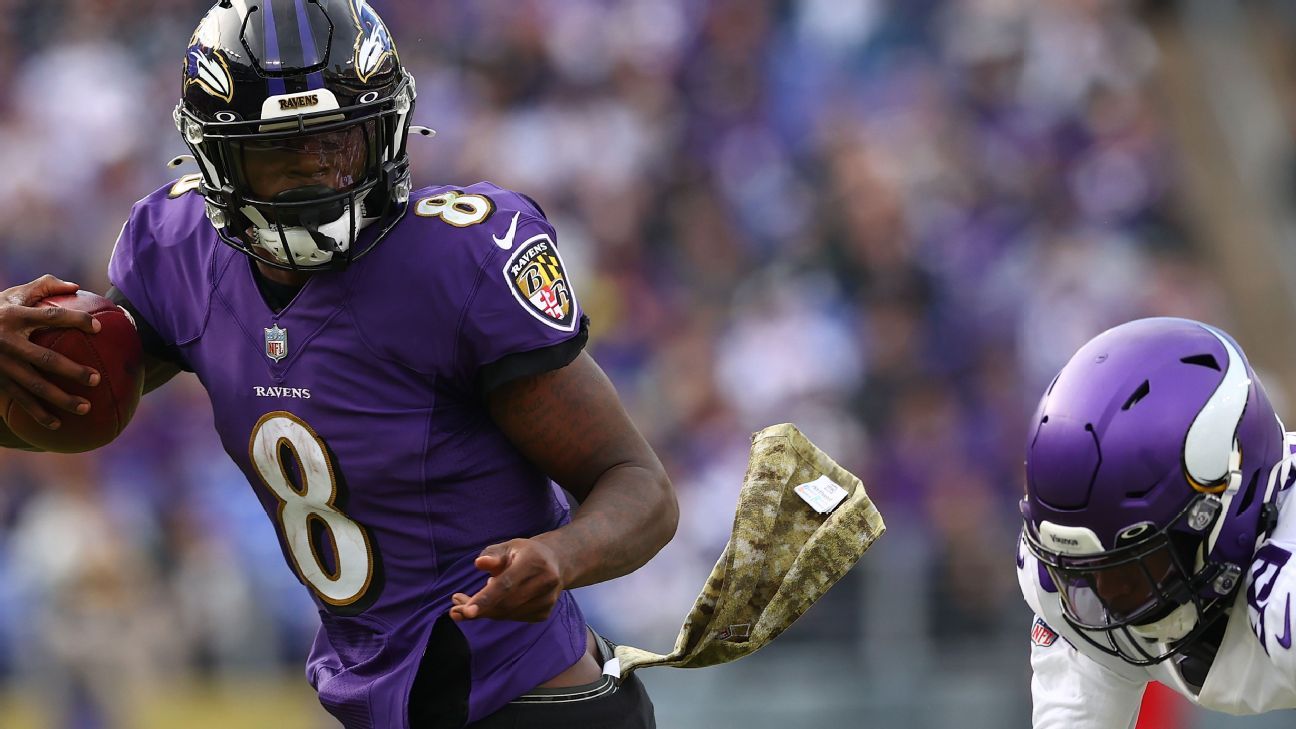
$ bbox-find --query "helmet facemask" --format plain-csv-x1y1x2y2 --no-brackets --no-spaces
175,74,416,271
1025,492,1237,664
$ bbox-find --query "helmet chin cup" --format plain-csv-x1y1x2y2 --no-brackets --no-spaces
242,188,369,269
1129,601,1198,642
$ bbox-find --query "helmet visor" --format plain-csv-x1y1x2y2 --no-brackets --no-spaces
1043,536,1192,629
231,122,376,203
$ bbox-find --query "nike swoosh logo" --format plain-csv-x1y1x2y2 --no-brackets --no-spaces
1280,595,1292,649
493,212,520,250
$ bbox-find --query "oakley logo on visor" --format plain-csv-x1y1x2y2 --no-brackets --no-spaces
1118,523,1154,543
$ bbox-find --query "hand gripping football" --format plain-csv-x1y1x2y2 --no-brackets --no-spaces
5,292,145,453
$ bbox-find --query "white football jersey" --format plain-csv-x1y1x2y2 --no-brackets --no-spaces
1019,469,1296,727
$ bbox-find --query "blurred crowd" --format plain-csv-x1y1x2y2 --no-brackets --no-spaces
0,0,1234,726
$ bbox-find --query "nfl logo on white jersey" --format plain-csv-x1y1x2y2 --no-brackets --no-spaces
1031,617,1058,648
264,324,288,362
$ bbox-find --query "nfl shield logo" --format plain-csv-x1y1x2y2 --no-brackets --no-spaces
1031,618,1058,648
264,324,288,362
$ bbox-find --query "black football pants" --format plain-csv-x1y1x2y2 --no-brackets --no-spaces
409,619,656,729
465,631,656,729
465,672,655,729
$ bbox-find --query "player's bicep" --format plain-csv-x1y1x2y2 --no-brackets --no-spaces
486,352,665,502
1029,616,1145,729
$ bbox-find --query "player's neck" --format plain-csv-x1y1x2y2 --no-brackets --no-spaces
255,261,312,288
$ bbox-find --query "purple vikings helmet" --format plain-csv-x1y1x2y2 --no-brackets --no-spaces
174,0,423,270
1022,318,1286,664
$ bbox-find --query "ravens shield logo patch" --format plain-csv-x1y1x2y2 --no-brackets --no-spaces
504,233,578,331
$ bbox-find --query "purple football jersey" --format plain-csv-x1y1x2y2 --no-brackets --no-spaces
108,179,589,728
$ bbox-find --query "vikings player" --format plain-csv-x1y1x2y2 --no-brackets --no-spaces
1018,318,1296,726
0,1,676,727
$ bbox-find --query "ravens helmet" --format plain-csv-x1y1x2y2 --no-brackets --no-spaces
176,0,422,270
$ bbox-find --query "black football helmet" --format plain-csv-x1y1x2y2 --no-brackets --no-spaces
176,0,421,270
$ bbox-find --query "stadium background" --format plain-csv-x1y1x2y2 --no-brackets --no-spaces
0,0,1293,726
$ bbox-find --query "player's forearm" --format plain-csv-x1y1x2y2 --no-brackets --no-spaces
486,351,678,590
535,462,678,589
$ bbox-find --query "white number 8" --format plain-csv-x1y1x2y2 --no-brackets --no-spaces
415,190,494,227
250,412,374,607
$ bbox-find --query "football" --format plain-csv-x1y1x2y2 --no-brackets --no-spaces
4,291,145,453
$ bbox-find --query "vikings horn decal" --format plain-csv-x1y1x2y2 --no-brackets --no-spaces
1183,326,1251,491
350,0,395,83
186,13,234,102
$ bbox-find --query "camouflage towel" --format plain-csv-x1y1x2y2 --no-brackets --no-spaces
613,423,886,676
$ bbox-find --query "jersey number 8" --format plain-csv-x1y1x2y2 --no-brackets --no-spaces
250,412,376,608
414,190,494,227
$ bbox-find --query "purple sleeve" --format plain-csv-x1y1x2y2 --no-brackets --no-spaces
106,182,214,350
107,204,163,341
454,214,586,383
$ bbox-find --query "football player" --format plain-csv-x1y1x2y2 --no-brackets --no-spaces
0,1,677,727
1018,317,1296,726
